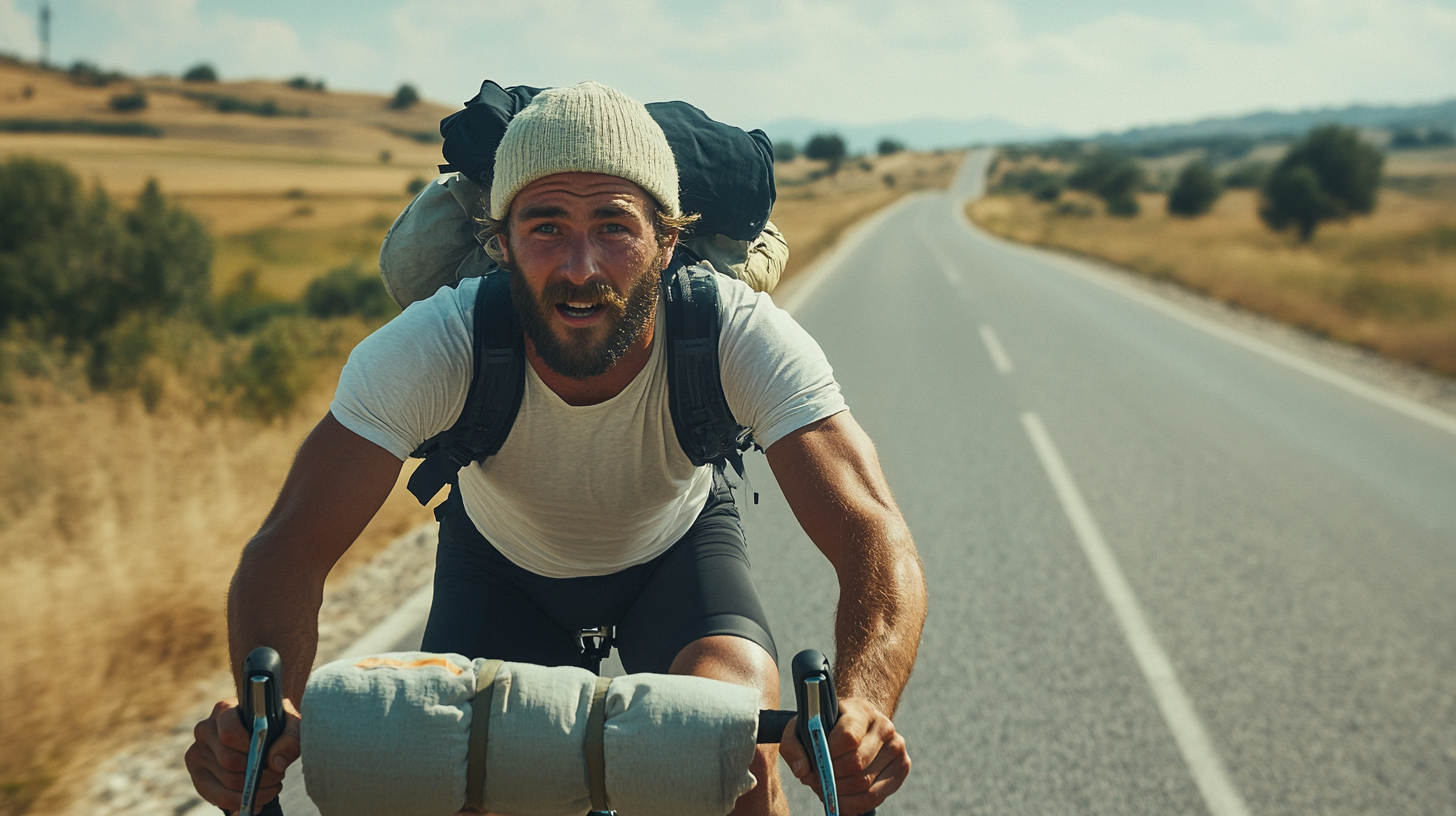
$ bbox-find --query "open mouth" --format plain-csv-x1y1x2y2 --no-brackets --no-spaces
556,301,605,321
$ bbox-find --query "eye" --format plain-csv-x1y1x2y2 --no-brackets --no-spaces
531,223,558,234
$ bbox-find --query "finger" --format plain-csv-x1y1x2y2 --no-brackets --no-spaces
197,702,250,775
261,698,304,785
216,698,253,755
827,702,872,762
777,717,812,783
186,740,244,812
840,736,911,814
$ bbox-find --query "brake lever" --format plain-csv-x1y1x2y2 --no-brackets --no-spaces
234,647,285,816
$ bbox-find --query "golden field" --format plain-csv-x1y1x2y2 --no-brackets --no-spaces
0,57,957,815
968,149,1456,376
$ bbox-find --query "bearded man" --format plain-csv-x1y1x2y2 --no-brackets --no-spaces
186,81,926,816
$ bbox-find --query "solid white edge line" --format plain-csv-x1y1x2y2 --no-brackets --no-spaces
1020,412,1252,816
335,583,435,659
779,192,928,315
954,198,1456,439
979,324,1013,374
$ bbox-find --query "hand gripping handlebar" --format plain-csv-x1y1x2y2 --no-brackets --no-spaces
228,647,286,816
750,650,874,816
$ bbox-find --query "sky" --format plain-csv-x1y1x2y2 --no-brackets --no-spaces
2,0,1455,136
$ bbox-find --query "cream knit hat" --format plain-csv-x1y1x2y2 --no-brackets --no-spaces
490,81,680,220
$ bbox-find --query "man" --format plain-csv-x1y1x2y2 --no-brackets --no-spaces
186,81,926,816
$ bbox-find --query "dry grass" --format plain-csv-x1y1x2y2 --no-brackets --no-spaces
968,168,1456,375
1,54,962,815
0,351,436,816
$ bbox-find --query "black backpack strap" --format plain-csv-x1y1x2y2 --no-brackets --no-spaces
663,256,755,477
406,271,525,504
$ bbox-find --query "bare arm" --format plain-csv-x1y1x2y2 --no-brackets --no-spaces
766,410,927,711
767,411,926,812
228,411,404,701
188,411,402,813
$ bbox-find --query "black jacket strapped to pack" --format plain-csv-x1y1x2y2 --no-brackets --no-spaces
405,251,756,507
439,81,776,241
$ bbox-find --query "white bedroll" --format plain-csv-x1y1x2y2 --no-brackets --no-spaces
301,652,761,816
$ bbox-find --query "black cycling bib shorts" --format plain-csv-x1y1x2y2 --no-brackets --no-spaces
421,469,778,674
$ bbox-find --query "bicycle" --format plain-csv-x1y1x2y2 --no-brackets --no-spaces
229,636,869,816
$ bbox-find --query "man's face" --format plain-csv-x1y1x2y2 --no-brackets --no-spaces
498,173,672,380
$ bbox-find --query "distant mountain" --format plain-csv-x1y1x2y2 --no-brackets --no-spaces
761,117,1062,153
1097,99,1456,145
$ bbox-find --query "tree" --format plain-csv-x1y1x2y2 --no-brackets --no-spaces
1167,160,1222,217
390,83,420,109
183,63,217,83
0,159,210,344
803,133,847,172
772,140,797,163
109,90,147,112
1068,149,1144,217
877,138,905,156
1260,124,1383,241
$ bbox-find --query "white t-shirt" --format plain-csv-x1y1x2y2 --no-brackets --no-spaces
331,272,847,578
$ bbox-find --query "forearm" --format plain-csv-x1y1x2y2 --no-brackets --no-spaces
227,533,332,703
223,413,403,701
831,521,927,714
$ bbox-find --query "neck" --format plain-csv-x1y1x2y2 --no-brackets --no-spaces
525,322,656,406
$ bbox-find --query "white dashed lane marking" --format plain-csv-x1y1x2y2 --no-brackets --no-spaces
1021,412,1253,816
979,325,1013,374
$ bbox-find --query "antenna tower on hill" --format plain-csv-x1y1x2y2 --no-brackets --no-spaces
39,1,52,66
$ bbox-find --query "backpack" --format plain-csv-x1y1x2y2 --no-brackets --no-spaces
379,80,788,309
396,80,782,505
404,254,755,506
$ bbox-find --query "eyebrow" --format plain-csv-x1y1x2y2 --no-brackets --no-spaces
590,203,636,220
517,204,569,221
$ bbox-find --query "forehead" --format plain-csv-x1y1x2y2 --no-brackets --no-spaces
511,172,656,219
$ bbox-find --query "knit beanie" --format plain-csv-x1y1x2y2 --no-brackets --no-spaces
490,81,680,220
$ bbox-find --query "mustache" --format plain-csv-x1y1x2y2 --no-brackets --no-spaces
540,279,628,310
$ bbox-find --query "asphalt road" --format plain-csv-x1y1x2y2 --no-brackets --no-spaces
755,152,1456,815
286,152,1456,816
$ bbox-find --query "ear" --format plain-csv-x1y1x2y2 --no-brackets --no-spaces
495,231,513,265
657,230,678,270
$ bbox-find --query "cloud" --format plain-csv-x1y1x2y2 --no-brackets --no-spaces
16,0,1456,133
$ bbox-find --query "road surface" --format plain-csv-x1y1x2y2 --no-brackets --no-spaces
286,151,1456,815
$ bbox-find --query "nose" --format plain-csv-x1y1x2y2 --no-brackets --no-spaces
560,231,605,286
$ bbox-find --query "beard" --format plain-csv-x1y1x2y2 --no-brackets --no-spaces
505,252,662,381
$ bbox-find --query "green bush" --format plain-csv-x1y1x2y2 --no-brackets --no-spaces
1167,160,1222,217
183,63,217,83
286,76,326,92
1068,150,1144,217
1260,125,1384,241
303,264,398,320
995,166,1063,201
0,158,211,348
406,176,428,195
109,90,147,112
773,140,797,163
877,138,905,156
219,320,313,421
0,119,162,137
804,134,847,172
390,84,420,109
211,270,299,335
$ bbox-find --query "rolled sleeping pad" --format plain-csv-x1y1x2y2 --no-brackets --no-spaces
300,652,761,816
